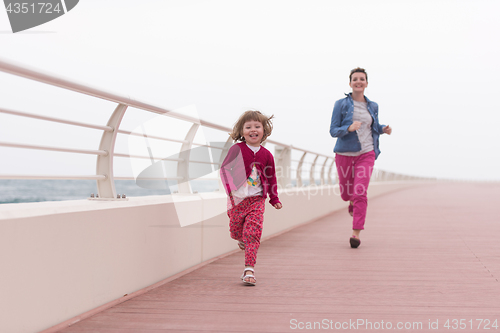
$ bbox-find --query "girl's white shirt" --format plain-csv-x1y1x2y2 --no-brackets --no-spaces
231,144,263,201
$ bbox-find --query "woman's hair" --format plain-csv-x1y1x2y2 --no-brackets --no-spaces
349,67,368,82
229,110,274,143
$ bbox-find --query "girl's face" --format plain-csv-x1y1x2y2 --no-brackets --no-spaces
349,72,368,94
242,120,264,147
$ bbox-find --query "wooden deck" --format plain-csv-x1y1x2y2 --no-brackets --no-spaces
58,183,500,332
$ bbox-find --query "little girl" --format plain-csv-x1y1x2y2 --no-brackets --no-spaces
220,110,282,286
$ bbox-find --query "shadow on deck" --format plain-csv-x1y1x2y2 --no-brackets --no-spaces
56,183,500,332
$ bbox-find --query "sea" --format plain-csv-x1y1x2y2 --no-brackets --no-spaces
0,179,220,204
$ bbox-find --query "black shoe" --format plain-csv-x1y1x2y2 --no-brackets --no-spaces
350,236,360,248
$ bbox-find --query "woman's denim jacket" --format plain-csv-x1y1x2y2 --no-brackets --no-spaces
330,93,385,160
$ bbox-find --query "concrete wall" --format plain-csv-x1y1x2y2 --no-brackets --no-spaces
0,182,418,333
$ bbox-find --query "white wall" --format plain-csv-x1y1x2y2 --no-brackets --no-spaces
0,182,419,333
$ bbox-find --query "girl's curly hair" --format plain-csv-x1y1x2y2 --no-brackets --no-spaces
229,110,274,143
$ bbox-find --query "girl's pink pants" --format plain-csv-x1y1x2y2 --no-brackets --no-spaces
228,196,265,267
335,151,375,230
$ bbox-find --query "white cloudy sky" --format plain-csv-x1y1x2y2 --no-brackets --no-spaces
0,0,499,181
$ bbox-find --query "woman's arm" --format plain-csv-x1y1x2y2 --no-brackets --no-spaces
330,99,350,138
371,103,387,134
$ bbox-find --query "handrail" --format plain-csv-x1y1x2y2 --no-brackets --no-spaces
0,174,107,180
0,141,108,156
114,176,183,181
0,56,427,200
0,107,114,132
0,58,199,124
113,153,184,162
117,129,189,144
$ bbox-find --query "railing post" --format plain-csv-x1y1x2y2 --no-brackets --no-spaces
96,103,127,199
320,157,329,185
275,145,291,189
296,152,307,187
328,158,336,185
309,154,319,186
177,123,200,194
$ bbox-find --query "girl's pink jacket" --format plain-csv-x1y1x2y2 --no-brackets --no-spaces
220,142,281,206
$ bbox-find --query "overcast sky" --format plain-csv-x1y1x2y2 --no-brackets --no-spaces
1,0,499,181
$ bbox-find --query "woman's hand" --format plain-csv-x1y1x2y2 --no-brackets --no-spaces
273,202,283,210
348,121,362,132
383,125,392,135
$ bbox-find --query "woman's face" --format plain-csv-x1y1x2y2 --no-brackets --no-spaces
349,72,368,94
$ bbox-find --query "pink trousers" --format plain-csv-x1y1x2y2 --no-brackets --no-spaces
335,151,375,230
228,196,265,267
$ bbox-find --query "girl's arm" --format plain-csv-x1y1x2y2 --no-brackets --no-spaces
330,100,350,138
219,145,239,195
264,153,281,208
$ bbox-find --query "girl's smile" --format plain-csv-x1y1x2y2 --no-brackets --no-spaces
242,120,264,147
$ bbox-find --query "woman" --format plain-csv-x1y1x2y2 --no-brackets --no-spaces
330,67,392,248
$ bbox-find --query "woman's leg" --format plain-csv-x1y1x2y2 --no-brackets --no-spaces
351,151,376,231
335,154,355,202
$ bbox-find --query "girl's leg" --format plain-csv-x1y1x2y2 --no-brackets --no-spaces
242,197,265,268
335,154,355,202
351,151,376,231
228,201,246,243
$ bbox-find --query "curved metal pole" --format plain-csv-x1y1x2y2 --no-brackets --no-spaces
275,145,291,188
96,103,127,199
328,158,336,185
296,152,307,187
309,154,319,186
320,157,329,185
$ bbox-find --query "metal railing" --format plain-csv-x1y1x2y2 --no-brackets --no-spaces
0,57,434,201
0,57,344,199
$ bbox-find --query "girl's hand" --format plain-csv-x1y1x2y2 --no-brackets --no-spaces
383,125,392,135
348,121,362,132
273,203,283,210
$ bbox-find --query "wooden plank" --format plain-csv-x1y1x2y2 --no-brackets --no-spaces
58,183,500,333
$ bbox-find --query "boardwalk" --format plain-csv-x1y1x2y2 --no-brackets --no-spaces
58,183,500,332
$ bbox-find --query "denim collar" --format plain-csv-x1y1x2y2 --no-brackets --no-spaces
345,92,371,104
